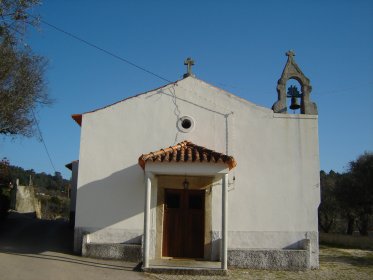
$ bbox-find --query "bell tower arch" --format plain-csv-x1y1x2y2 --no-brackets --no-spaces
272,50,318,115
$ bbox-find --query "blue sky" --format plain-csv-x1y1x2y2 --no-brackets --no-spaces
1,0,372,179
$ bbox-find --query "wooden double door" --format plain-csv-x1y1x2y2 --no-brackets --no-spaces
162,189,205,258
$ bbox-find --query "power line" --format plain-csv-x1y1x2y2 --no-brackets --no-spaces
32,16,172,84
26,14,373,100
31,109,57,173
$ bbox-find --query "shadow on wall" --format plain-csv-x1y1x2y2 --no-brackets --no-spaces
0,164,145,256
75,164,146,242
284,239,310,250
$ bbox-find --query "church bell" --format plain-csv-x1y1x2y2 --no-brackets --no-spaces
287,85,302,111
289,96,300,110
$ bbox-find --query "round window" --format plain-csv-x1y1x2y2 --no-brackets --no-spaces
177,116,195,133
181,119,192,129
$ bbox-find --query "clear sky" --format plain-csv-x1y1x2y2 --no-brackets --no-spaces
1,0,372,179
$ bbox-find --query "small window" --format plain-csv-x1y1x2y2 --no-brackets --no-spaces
165,192,180,209
189,194,203,209
177,116,195,133
181,119,192,129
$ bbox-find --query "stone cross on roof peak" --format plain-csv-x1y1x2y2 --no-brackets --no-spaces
183,57,195,78
286,50,295,59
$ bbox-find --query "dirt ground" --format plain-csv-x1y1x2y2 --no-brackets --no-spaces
0,212,150,280
0,212,372,280
152,246,373,280
150,246,373,280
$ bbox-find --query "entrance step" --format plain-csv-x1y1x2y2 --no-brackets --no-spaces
144,259,227,275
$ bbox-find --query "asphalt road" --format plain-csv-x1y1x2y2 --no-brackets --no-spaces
0,212,151,280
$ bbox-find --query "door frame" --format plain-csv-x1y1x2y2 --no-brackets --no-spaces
162,188,205,258
155,175,213,260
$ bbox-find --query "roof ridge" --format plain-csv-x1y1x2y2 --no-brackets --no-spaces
71,78,183,126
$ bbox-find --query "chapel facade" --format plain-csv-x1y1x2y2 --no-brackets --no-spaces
67,52,320,272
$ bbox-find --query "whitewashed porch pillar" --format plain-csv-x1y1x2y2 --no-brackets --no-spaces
143,172,152,268
221,173,228,270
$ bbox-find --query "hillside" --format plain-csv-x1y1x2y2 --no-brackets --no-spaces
1,158,70,220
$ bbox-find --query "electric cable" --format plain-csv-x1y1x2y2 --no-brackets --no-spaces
32,16,173,84
31,109,57,173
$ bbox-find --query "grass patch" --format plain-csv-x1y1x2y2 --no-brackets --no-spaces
155,246,373,279
319,245,373,269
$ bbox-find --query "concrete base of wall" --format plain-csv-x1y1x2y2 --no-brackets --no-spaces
74,227,316,270
73,227,143,255
81,245,309,270
227,231,319,269
228,248,309,270
83,243,142,262
79,230,142,262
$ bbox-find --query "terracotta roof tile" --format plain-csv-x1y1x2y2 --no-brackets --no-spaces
138,141,237,170
72,114,82,126
65,160,79,170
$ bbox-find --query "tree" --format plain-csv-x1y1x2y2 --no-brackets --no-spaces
318,170,340,233
0,0,50,137
0,157,11,187
335,152,373,235
335,173,357,234
0,0,40,38
0,157,12,219
349,152,373,235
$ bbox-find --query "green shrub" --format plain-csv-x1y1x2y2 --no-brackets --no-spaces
0,187,10,219
38,195,69,220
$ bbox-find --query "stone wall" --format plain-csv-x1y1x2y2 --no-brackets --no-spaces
14,185,40,217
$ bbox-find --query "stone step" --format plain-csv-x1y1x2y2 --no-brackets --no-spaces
143,266,227,276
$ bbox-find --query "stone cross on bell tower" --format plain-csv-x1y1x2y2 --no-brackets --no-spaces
286,50,295,60
183,57,195,78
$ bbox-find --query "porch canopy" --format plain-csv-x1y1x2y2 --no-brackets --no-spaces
138,141,236,271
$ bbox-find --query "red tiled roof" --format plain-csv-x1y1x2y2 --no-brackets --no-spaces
138,141,237,170
72,114,82,126
65,160,79,170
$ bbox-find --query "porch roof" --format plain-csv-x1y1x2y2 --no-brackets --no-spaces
138,141,237,171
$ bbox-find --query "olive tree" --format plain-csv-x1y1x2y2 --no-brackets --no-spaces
0,0,51,137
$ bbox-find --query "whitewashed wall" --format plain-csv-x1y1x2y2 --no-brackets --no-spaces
75,77,320,266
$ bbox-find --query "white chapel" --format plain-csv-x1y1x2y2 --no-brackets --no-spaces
67,51,320,272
